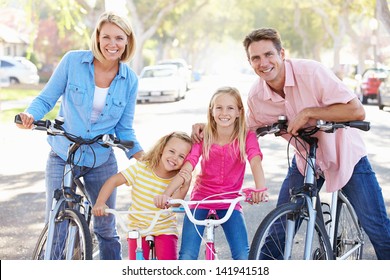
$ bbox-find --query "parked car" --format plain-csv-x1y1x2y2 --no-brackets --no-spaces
355,68,389,104
377,70,390,110
157,58,192,90
0,56,40,85
137,64,187,103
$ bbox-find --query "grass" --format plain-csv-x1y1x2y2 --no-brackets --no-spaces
0,87,41,101
0,85,59,123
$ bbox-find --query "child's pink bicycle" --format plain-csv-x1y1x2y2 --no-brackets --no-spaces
105,207,182,260
169,187,267,260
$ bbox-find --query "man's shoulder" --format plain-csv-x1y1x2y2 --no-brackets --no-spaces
287,58,328,76
287,58,322,68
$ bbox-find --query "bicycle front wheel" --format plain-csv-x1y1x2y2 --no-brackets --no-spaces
32,209,93,260
249,202,334,260
333,194,364,259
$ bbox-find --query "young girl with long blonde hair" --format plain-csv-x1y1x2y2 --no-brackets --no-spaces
93,131,192,260
154,86,267,260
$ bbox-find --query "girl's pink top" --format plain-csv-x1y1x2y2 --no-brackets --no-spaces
185,130,263,211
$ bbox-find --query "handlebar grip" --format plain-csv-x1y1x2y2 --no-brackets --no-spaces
14,114,51,128
116,139,134,149
14,114,22,124
347,121,370,132
256,126,271,137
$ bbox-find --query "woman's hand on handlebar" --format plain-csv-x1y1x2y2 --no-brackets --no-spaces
15,112,35,129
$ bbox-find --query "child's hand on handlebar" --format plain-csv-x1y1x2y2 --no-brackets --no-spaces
243,187,268,204
92,202,109,216
251,189,269,204
154,194,171,209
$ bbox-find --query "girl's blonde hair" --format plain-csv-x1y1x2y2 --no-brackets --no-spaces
203,86,247,161
141,131,192,170
90,11,136,63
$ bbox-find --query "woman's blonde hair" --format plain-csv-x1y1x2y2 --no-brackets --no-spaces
90,11,136,63
203,86,247,161
141,131,192,170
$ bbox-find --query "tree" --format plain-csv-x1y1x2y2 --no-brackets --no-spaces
377,0,390,34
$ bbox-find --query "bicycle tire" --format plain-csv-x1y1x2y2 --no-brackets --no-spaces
333,193,364,259
32,209,93,260
249,202,334,260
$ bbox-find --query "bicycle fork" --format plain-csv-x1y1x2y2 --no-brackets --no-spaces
44,163,81,260
205,210,218,260
285,139,318,260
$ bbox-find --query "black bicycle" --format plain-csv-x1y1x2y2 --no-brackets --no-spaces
15,115,133,260
249,116,369,260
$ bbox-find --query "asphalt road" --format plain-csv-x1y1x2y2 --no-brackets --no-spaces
1,75,389,260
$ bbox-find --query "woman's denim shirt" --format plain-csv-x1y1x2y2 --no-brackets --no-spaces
27,50,143,167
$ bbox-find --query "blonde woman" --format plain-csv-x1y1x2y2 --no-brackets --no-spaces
93,132,193,260
154,86,268,260
16,11,143,259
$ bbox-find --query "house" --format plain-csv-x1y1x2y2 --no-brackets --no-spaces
0,23,29,57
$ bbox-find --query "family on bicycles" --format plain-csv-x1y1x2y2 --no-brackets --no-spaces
16,9,390,260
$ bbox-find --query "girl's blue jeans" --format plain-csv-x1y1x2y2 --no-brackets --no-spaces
45,149,121,260
277,156,390,260
179,208,249,260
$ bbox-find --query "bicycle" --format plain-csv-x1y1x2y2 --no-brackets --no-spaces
169,187,267,260
105,207,183,260
248,116,369,260
14,115,133,260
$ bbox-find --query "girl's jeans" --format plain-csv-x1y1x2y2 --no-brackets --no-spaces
277,156,390,260
179,208,249,260
45,150,121,260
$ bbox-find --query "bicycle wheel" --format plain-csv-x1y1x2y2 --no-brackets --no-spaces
249,202,334,260
32,209,93,260
333,194,364,259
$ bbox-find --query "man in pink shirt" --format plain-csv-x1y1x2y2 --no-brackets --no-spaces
243,28,390,259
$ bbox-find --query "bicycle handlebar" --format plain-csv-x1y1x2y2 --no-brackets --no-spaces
105,208,181,235
168,188,267,227
14,114,134,152
256,116,370,138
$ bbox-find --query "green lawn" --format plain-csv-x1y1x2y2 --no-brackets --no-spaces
0,86,59,123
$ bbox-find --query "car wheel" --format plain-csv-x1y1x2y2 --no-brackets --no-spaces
9,77,19,84
362,95,368,104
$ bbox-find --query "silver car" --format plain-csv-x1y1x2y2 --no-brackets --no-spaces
137,64,187,103
0,56,40,85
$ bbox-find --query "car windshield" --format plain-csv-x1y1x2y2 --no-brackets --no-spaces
142,68,175,78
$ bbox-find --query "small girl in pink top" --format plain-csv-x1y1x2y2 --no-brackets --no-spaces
154,86,268,259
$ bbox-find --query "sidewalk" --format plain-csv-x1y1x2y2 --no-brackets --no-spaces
0,97,34,111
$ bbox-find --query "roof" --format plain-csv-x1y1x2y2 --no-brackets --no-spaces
0,24,28,44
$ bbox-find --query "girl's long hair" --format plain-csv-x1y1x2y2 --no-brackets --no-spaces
202,86,247,161
141,131,192,170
